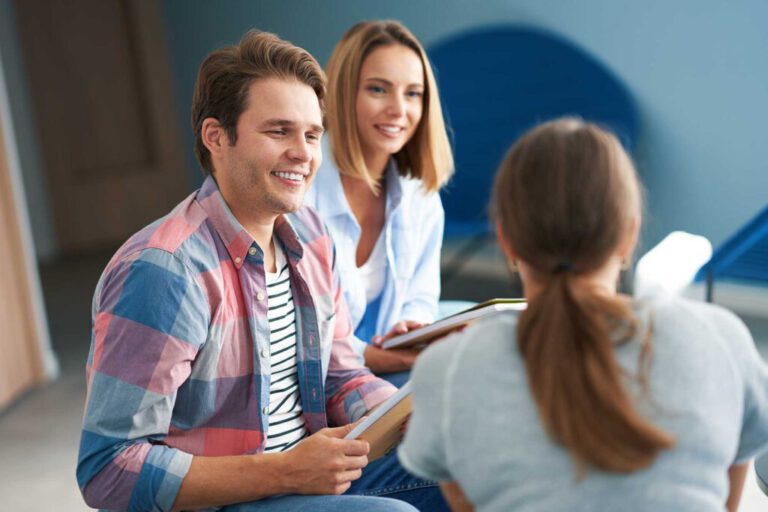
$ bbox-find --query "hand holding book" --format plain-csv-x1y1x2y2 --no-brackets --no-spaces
371,320,426,347
345,381,413,461
381,298,526,350
364,320,426,374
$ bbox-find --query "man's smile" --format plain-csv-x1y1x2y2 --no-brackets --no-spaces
271,170,307,183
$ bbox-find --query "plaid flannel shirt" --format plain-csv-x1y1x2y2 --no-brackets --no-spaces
76,176,396,511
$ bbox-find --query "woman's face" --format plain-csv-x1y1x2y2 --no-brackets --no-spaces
355,43,425,165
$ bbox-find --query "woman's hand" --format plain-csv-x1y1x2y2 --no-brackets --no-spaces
363,320,424,373
363,345,421,373
363,320,426,373
371,320,425,347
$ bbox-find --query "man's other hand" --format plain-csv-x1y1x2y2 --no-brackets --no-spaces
280,424,370,495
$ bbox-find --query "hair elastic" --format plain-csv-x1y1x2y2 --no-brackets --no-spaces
553,261,574,273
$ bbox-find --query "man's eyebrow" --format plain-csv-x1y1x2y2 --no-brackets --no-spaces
262,119,324,133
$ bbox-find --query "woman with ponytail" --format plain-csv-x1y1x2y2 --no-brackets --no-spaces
398,118,768,511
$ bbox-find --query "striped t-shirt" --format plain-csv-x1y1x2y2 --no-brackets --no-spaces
263,241,308,452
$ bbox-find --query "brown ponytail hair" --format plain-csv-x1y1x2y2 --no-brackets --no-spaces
492,118,674,473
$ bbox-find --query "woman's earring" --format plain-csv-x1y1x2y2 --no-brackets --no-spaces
621,258,632,270
508,259,519,273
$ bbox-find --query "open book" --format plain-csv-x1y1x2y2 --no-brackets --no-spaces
345,381,412,461
381,298,526,350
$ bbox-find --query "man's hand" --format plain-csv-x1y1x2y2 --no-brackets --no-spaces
281,424,370,495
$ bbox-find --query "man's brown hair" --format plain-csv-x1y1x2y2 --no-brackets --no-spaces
191,30,326,176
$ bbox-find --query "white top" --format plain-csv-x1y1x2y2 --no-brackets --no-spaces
400,294,768,512
356,230,387,303
263,240,307,452
304,141,444,353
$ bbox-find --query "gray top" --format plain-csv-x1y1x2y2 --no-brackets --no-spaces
399,294,768,512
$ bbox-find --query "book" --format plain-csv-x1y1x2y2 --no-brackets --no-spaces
381,298,526,350
345,381,412,461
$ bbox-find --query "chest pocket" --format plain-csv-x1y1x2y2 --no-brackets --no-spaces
317,310,336,348
313,291,337,352
314,303,336,378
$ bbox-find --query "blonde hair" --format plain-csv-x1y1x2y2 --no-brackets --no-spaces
493,118,674,474
325,20,453,193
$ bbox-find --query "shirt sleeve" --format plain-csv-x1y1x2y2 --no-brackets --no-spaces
398,191,443,325
324,237,396,425
397,335,458,482
709,306,768,463
349,334,369,361
76,248,209,511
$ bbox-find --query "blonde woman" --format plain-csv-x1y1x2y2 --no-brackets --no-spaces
399,118,768,511
305,20,453,384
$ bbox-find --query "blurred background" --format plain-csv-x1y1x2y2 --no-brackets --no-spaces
0,0,766,510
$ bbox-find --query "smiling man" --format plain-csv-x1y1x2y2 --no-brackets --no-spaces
76,31,446,512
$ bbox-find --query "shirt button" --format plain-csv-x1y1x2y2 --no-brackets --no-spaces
249,247,257,256
257,292,265,301
263,406,269,415
234,256,241,264
261,348,268,358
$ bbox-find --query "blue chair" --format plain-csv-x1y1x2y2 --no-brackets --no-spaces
695,204,768,301
428,25,638,278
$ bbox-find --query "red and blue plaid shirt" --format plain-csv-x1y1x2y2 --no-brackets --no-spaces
77,176,396,511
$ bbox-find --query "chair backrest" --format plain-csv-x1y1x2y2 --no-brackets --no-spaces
696,204,768,285
429,25,638,237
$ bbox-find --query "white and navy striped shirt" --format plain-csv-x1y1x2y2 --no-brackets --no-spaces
263,241,308,452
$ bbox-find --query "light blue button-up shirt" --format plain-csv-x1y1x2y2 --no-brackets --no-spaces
305,150,444,356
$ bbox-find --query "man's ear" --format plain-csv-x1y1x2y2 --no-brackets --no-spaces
201,118,228,156
495,221,518,263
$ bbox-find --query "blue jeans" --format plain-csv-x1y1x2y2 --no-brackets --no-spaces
220,450,448,511
379,370,411,388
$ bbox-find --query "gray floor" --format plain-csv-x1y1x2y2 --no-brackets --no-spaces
1,246,767,511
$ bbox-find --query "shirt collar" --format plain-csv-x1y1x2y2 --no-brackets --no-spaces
313,139,352,220
314,147,404,217
383,157,403,210
196,176,303,268
274,215,304,261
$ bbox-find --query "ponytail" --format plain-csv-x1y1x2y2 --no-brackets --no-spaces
493,118,674,474
517,273,675,474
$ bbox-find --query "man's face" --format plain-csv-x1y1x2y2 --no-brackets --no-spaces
214,77,323,220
